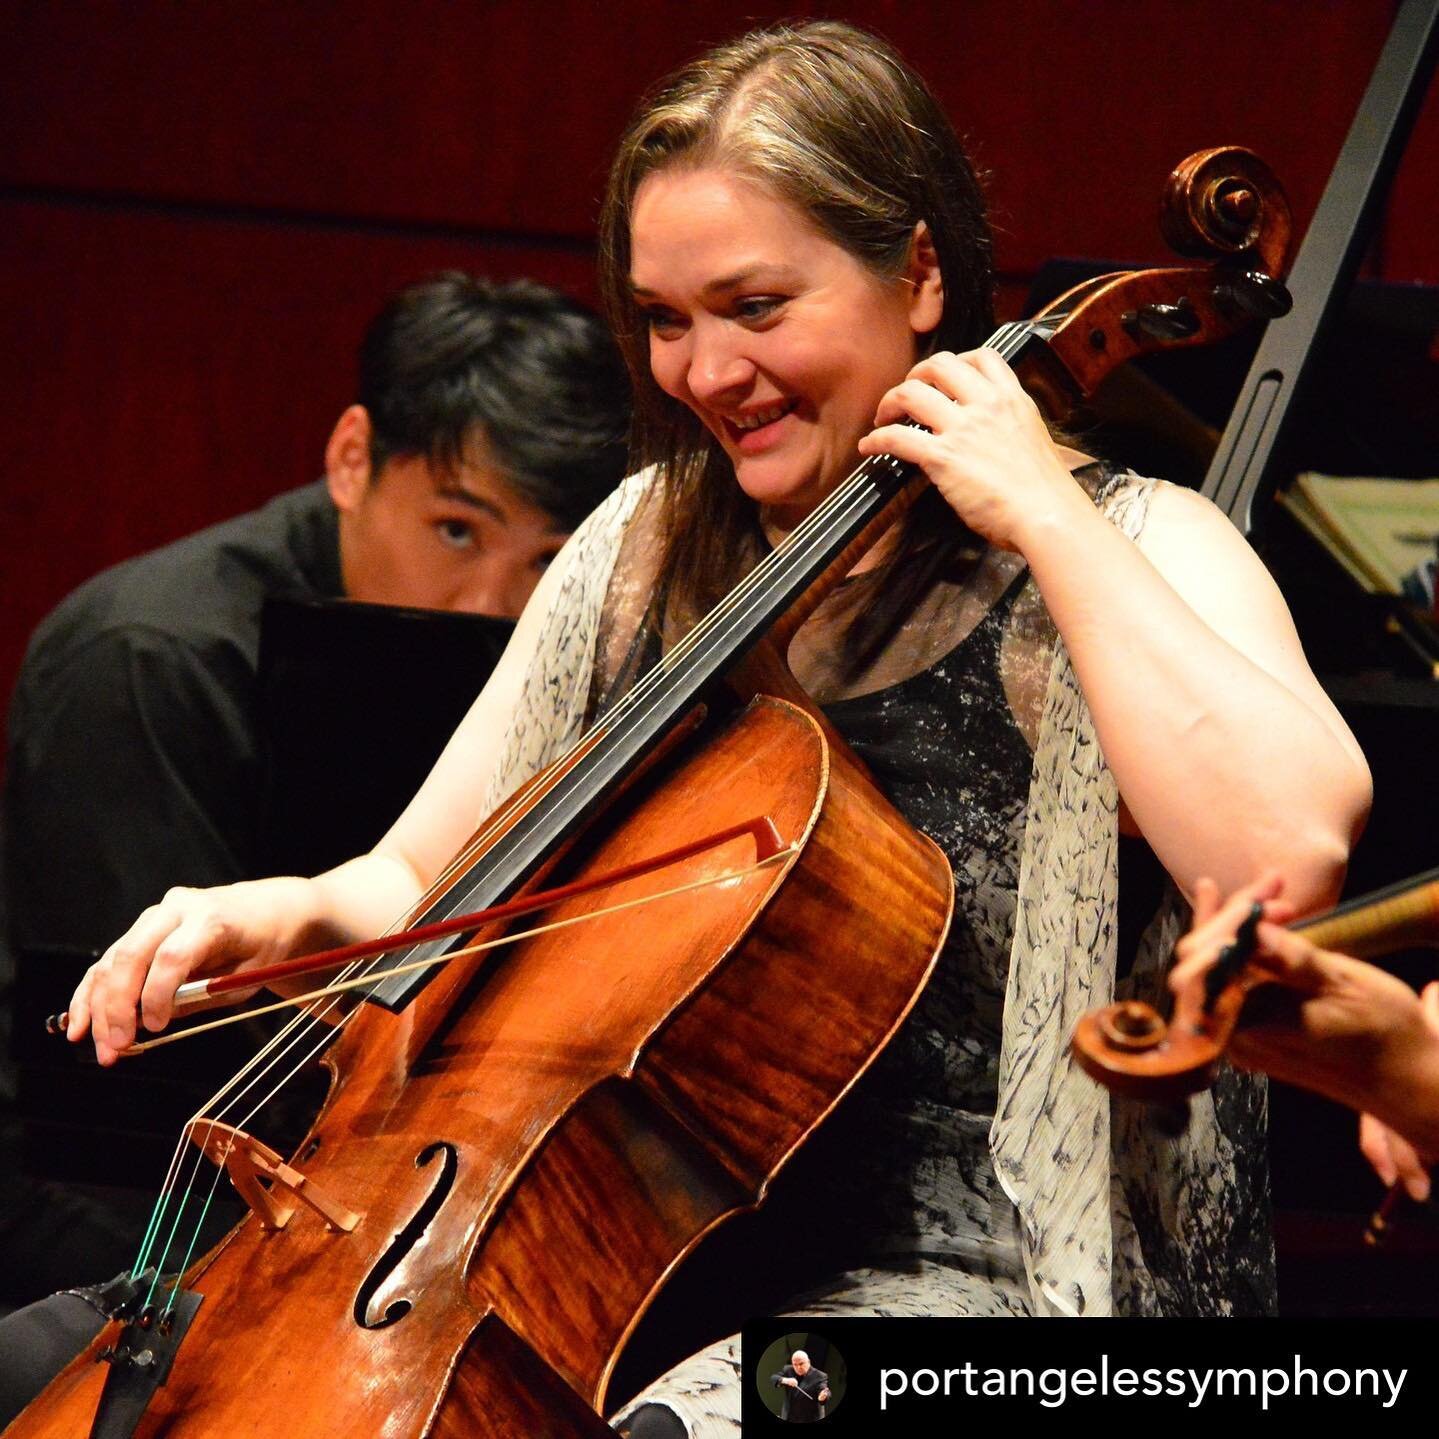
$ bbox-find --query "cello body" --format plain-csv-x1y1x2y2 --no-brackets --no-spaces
8,698,951,1437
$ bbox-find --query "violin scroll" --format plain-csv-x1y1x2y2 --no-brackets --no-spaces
1072,868,1439,1106
1070,970,1254,1106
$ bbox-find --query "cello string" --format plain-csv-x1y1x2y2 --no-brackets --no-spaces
146,974,368,1303
148,1011,347,1314
132,997,326,1270
130,315,1046,1298
134,876,419,1278
135,882,455,1282
150,1147,234,1312
132,999,335,1275
135,869,508,1280
157,1005,353,1314
134,990,359,1279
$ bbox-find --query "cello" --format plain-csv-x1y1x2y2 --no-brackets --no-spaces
11,146,1291,1438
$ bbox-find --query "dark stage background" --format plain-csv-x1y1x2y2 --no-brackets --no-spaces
7,0,1439,711
4,1,1439,1313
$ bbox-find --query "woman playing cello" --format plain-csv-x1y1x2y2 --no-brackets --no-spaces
53,19,1370,1437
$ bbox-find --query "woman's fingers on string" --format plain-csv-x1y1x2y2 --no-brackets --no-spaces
869,348,1014,431
1171,871,1287,989
857,419,936,465
908,350,995,401
1360,1113,1430,1202
1190,875,1221,926
961,345,1022,384
871,376,960,430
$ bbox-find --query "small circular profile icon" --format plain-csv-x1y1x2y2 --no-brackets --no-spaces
757,1333,845,1423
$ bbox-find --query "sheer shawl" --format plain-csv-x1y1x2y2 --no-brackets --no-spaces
481,467,1274,1318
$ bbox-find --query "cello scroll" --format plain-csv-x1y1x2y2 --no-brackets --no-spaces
1017,145,1292,417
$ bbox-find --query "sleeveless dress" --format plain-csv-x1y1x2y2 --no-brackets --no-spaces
609,563,1039,1437
779,564,1037,1297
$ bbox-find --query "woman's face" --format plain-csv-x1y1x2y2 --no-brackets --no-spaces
629,168,942,527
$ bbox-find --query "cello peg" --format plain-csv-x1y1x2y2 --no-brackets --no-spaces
1213,269,1292,320
1122,298,1201,342
1214,184,1259,229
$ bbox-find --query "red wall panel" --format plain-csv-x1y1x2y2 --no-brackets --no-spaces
1381,62,1439,282
4,0,1437,724
4,2,1415,269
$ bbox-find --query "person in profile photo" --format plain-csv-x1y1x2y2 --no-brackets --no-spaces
771,1350,831,1423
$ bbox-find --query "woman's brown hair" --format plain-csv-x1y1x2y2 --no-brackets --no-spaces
597,20,996,668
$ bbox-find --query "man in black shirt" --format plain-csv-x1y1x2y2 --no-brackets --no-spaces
772,1350,831,1422
0,273,630,1305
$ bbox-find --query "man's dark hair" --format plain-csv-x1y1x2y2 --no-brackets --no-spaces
358,273,631,529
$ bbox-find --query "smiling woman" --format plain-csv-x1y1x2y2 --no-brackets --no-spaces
42,18,1372,1439
629,170,940,529
602,29,996,674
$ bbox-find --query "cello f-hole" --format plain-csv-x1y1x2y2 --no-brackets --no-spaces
353,1141,459,1330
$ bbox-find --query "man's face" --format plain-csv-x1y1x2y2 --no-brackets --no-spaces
330,415,569,617
792,1355,810,1376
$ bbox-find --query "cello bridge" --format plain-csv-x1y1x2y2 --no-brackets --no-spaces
187,1119,361,1233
